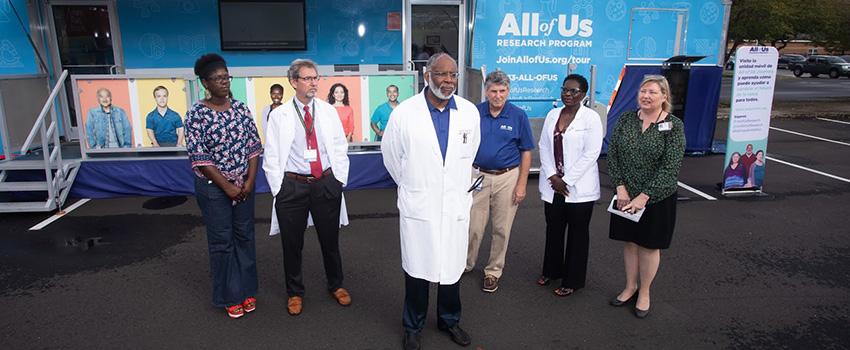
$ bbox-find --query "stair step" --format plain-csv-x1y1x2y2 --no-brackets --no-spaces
0,160,61,170
0,181,50,191
0,201,54,213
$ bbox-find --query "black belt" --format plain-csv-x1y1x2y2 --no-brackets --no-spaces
473,165,517,175
285,168,333,184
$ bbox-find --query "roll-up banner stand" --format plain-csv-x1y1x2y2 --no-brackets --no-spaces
721,46,778,196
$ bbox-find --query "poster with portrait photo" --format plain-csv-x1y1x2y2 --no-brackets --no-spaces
249,77,294,143
365,75,417,142
75,78,137,150
133,78,190,148
318,76,362,142
722,140,767,191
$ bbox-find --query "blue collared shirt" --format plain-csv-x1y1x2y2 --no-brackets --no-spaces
145,107,183,144
474,101,535,170
424,93,457,162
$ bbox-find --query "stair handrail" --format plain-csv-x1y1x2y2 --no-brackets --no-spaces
20,69,69,154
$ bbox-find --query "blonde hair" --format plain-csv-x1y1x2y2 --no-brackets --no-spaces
639,75,672,113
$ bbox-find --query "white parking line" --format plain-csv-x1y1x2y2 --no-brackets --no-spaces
770,126,850,147
767,156,850,184
677,181,718,201
816,117,850,125
29,198,91,231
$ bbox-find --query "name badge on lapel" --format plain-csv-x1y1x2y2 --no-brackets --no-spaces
658,122,672,132
304,149,318,162
459,129,472,144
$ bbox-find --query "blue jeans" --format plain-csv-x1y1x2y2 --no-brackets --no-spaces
194,177,258,307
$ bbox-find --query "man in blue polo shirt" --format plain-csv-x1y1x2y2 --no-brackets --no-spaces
466,70,535,293
145,86,184,147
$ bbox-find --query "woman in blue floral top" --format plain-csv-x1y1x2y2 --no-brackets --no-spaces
185,53,262,319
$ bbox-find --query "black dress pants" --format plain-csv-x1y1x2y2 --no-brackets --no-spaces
402,272,461,333
274,173,344,297
542,195,594,289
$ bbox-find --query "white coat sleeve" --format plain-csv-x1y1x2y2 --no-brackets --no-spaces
563,111,604,187
328,106,350,186
538,112,557,181
263,109,284,196
381,108,404,183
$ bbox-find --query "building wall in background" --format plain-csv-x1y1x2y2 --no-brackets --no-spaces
0,0,39,76
117,0,403,69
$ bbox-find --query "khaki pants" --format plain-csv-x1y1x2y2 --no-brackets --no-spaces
466,167,520,279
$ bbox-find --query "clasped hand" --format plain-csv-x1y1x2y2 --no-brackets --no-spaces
617,186,647,214
548,175,569,197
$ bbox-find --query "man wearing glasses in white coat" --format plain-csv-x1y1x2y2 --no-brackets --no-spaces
382,53,481,350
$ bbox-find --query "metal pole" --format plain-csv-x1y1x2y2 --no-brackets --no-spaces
588,65,597,107
480,64,487,103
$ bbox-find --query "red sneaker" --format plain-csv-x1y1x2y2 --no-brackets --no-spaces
225,304,244,319
242,297,256,313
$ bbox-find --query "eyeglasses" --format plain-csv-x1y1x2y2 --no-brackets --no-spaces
430,71,459,79
298,76,320,82
561,87,583,95
207,75,232,84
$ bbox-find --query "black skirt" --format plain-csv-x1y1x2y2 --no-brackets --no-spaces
609,192,677,249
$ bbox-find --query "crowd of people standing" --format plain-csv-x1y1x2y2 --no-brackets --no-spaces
185,51,686,349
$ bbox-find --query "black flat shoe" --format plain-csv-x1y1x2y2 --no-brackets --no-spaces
441,325,471,347
635,306,650,319
610,293,635,307
403,331,421,350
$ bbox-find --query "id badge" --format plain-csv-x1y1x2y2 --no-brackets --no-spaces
304,148,318,162
658,122,672,132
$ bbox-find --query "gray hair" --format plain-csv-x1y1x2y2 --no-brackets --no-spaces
639,74,672,113
426,53,457,72
288,59,318,81
484,70,510,88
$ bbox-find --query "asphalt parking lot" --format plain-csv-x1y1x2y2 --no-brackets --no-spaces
1,117,849,349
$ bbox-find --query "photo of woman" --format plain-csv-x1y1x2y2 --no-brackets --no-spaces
746,150,766,188
723,152,746,188
327,83,355,142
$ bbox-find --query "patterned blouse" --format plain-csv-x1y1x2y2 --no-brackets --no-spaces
607,110,686,204
185,99,263,185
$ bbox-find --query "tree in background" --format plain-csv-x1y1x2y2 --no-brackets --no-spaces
726,0,848,60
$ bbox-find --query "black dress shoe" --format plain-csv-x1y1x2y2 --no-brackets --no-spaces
610,293,635,307
403,331,421,350
635,306,650,319
441,325,471,346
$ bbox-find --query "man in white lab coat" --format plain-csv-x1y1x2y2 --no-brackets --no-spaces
263,59,351,316
382,53,481,350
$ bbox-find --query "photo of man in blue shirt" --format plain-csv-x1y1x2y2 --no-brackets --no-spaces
145,86,184,147
369,84,398,141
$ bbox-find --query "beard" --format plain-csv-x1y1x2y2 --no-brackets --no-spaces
428,78,455,100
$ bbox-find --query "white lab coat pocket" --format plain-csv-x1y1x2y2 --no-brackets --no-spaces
398,187,429,221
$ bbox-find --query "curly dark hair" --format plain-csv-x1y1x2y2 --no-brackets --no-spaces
327,83,350,106
193,53,227,79
563,74,589,93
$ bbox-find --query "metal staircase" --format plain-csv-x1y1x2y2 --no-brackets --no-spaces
0,70,81,213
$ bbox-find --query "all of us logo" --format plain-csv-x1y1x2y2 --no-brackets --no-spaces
498,13,593,38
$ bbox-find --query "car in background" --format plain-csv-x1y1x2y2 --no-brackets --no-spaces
792,55,850,78
778,54,806,69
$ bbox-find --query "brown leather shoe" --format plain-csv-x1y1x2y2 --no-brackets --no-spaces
287,296,303,316
331,288,352,306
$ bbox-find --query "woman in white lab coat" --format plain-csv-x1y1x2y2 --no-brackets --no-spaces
536,74,603,297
